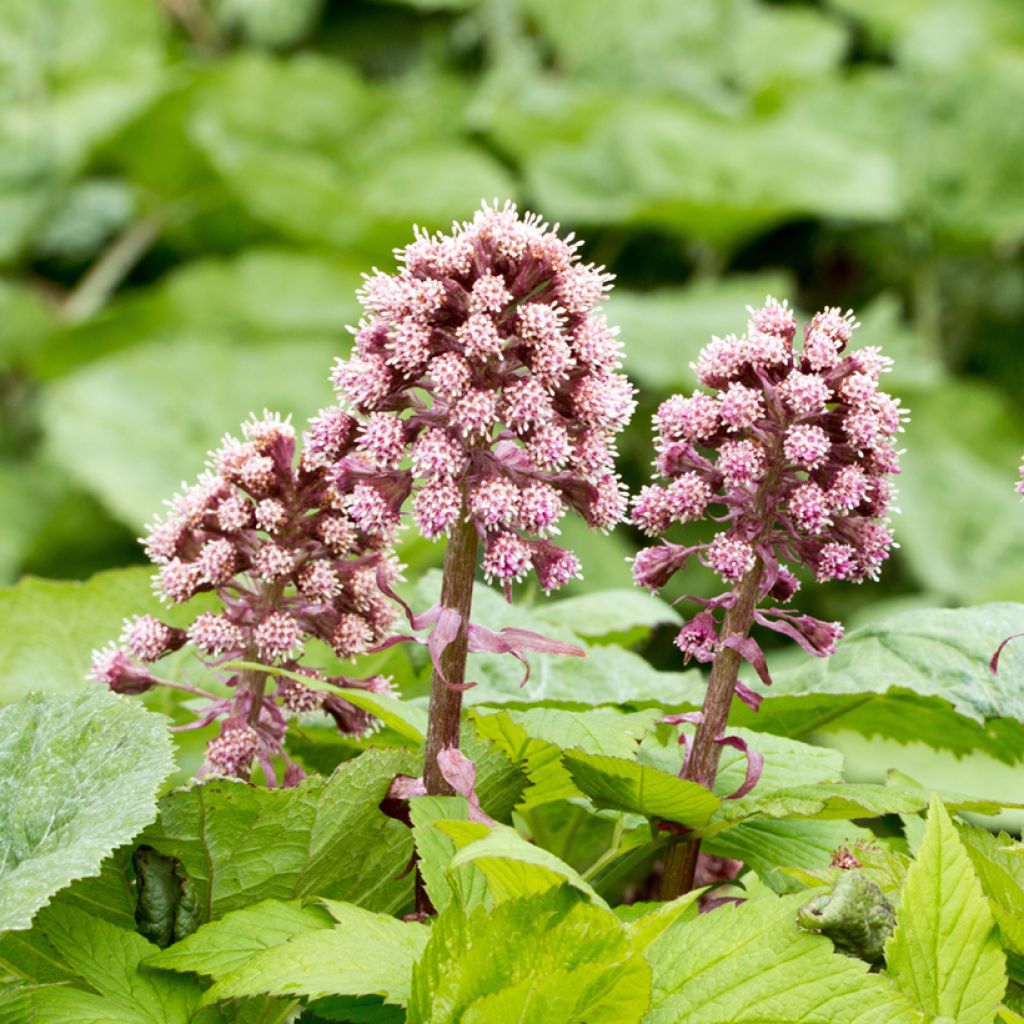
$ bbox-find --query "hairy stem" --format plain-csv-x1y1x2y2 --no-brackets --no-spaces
423,514,480,796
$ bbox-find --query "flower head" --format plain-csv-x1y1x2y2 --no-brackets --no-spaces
92,410,402,786
328,200,636,594
633,297,904,691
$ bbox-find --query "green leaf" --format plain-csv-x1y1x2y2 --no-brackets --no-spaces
702,781,1003,838
563,751,721,827
958,822,1024,956
200,900,430,1008
760,602,1024,763
440,819,607,906
643,893,920,1023
408,887,651,1024
146,898,334,978
4,903,204,1023
886,794,1006,1023
703,819,874,894
531,589,680,641
0,688,175,932
142,748,417,920
42,334,338,530
410,796,490,916
0,567,204,702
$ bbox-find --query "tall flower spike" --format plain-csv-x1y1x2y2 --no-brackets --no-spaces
329,202,635,892
631,297,905,899
90,410,402,786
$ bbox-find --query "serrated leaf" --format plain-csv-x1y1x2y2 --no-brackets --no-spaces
0,689,175,931
440,819,607,906
958,822,1024,956
146,898,334,978
200,900,429,1008
410,796,490,916
563,751,721,826
408,887,651,1024
142,748,417,920
644,893,920,1023
5,903,204,1023
886,794,1006,1023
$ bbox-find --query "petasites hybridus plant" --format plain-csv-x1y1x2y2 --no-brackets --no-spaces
630,297,906,897
329,200,636,799
90,411,401,786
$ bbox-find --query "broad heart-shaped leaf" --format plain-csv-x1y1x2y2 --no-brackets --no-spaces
886,795,1007,1023
745,602,1024,764
42,333,338,530
3,902,205,1024
0,567,207,702
198,900,430,1009
146,898,334,979
142,748,417,920
408,886,651,1024
643,893,919,1024
562,751,721,827
0,689,175,932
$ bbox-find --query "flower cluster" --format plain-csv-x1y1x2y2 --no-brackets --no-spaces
329,200,636,594
632,297,906,698
90,411,401,785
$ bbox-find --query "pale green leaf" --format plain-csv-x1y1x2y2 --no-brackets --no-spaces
146,898,333,978
410,796,490,916
886,794,1006,1023
408,887,650,1024
201,900,430,1007
0,689,175,931
644,893,920,1023
532,589,681,639
441,819,607,906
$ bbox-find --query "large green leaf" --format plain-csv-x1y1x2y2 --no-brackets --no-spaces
643,893,919,1023
757,602,1024,763
199,900,430,1008
141,748,417,920
0,688,174,932
0,567,204,702
42,334,338,530
531,588,681,641
408,887,651,1024
958,822,1024,956
886,795,1006,1023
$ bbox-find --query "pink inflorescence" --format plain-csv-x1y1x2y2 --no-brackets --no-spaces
89,411,401,785
632,297,906,691
329,200,636,593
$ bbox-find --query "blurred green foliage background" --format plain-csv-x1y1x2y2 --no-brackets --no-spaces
3,0,1024,642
